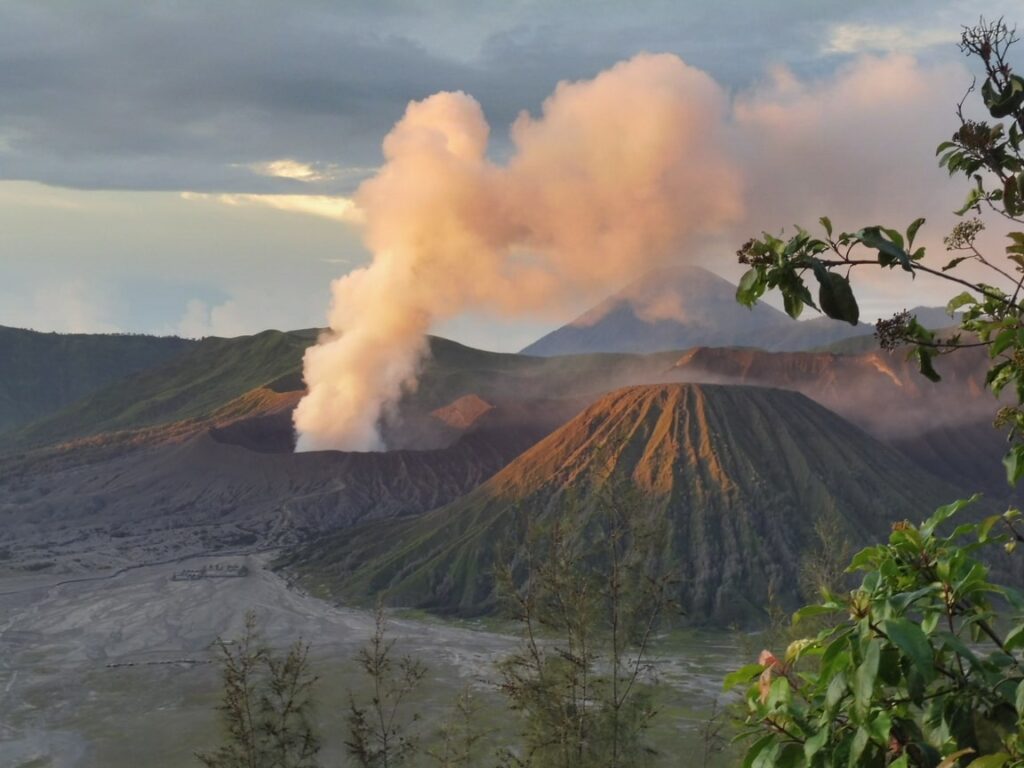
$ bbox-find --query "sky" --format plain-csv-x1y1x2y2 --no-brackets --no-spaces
0,0,1019,351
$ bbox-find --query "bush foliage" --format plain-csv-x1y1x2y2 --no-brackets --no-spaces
729,16,1024,767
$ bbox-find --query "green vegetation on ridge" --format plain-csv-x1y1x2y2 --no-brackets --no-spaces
0,330,687,453
0,325,195,435
4,330,311,450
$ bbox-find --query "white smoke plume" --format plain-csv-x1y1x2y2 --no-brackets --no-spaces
294,54,743,451
295,49,969,452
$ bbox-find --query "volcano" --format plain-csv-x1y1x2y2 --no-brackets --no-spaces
291,383,958,625
520,265,873,356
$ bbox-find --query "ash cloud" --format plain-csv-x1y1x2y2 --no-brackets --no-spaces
294,54,743,451
296,47,977,452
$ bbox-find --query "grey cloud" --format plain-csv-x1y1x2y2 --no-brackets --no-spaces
0,0,997,193
0,1,478,191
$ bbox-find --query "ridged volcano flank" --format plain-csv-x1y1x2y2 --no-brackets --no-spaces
519,265,870,355
293,384,959,625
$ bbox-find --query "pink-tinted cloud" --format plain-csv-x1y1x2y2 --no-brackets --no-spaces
295,54,743,451
297,50,984,451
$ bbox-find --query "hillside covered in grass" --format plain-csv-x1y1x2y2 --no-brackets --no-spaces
0,325,195,434
0,330,686,453
2,329,316,451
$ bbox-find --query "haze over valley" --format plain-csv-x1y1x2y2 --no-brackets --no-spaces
2,2,1020,766
0,263,1004,765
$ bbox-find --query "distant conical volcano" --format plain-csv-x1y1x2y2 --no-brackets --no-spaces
292,383,958,625
520,265,871,355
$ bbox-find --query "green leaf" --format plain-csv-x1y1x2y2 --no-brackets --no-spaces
991,329,1016,357
854,639,880,718
743,734,776,768
937,631,979,665
866,711,892,746
906,217,926,248
1004,624,1024,651
1004,445,1024,486
987,73,1024,118
848,546,881,572
724,663,763,691
848,726,870,766
882,227,905,249
882,618,935,683
922,496,978,536
766,675,791,708
793,604,839,624
820,216,833,237
946,291,977,314
1006,176,1020,217
956,187,984,216
750,739,780,768
979,515,1002,542
783,290,804,319
775,743,803,768
921,611,940,635
825,672,848,715
987,360,1012,393
803,726,829,760
737,268,765,308
859,226,912,271
915,347,941,383
817,272,860,325
890,586,935,612
965,754,1011,768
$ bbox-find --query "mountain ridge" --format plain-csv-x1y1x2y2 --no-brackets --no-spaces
289,383,959,625
521,265,874,355
0,325,196,435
